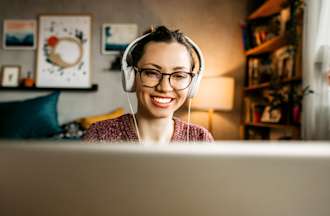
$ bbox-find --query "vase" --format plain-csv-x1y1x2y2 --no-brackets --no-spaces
292,105,301,124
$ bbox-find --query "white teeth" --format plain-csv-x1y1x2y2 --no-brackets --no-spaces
152,97,172,104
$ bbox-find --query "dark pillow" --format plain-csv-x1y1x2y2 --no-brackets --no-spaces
0,92,62,138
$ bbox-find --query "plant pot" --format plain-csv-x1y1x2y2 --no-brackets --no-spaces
292,105,301,124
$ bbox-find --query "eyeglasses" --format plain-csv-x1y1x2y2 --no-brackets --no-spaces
134,67,195,90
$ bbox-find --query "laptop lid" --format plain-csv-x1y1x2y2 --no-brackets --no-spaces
1,141,330,216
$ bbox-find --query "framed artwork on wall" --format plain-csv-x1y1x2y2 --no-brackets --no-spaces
102,23,138,54
3,20,37,50
1,65,21,87
36,14,92,88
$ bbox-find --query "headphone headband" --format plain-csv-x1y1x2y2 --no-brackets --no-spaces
121,32,205,98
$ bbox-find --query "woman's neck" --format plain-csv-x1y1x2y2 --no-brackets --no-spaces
135,112,174,144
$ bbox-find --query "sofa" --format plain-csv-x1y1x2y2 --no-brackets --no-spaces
0,92,124,140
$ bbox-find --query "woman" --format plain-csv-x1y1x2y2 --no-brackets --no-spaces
84,26,213,143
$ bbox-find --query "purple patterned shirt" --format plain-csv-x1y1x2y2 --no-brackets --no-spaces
83,114,214,142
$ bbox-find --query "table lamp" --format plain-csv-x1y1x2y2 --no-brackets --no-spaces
191,76,235,134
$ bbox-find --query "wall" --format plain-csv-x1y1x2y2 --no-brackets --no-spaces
0,0,248,140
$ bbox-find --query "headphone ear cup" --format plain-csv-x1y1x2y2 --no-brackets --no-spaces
187,73,201,98
122,67,136,92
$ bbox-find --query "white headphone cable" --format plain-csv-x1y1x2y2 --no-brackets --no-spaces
187,98,192,142
125,92,142,144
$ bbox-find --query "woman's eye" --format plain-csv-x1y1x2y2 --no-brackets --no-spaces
172,73,188,79
144,70,160,77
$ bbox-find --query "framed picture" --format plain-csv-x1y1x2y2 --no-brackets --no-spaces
102,24,138,54
36,14,92,88
1,65,21,87
3,20,37,50
261,106,282,123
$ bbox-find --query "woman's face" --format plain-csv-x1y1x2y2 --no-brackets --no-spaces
135,41,193,118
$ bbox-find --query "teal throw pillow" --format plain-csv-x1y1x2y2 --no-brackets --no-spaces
0,92,62,138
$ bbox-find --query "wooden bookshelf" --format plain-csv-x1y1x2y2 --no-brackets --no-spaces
245,122,299,129
245,35,287,56
241,0,303,140
244,76,302,92
248,0,287,20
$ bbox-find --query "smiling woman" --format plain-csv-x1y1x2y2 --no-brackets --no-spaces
84,26,213,144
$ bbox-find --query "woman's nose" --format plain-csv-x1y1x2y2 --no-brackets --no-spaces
156,75,173,92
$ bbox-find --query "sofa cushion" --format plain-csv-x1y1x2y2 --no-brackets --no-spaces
0,92,62,138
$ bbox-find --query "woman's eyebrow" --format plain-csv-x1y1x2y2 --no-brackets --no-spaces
141,63,162,69
172,66,189,70
141,63,189,71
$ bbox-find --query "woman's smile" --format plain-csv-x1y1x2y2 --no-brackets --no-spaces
150,95,175,108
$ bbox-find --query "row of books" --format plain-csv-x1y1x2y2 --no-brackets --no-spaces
241,7,290,51
244,98,263,124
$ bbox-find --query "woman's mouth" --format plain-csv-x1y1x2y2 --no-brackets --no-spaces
150,96,174,108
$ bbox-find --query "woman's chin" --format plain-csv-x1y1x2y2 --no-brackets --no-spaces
149,109,174,118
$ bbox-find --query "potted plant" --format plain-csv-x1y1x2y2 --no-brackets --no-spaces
291,86,314,124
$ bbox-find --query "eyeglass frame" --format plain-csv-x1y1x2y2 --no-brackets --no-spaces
134,67,196,90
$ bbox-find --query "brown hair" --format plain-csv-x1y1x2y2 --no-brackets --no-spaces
128,25,195,71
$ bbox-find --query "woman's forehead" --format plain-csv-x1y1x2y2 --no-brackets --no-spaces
138,41,192,69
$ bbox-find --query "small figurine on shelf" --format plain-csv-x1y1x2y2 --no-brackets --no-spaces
262,87,289,124
21,71,35,87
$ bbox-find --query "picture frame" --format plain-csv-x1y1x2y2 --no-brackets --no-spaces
36,14,92,88
3,20,37,50
261,106,282,123
1,65,21,87
102,23,138,54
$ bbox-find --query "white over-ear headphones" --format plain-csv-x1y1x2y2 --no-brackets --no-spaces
121,32,205,98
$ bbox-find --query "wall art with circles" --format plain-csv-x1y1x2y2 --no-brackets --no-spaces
36,14,92,88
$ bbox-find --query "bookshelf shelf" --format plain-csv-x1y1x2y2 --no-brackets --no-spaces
248,0,287,20
245,35,287,56
244,76,302,92
0,84,98,92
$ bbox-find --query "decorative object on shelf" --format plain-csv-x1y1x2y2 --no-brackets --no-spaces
110,52,124,71
36,14,92,88
21,71,35,87
272,45,295,79
261,106,282,123
3,20,37,50
102,24,138,54
0,65,21,87
267,85,289,122
191,76,235,134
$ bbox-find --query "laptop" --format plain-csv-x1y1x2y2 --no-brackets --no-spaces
1,141,330,216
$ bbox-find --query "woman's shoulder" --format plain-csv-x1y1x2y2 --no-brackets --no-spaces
88,113,130,129
173,117,214,142
83,114,134,141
